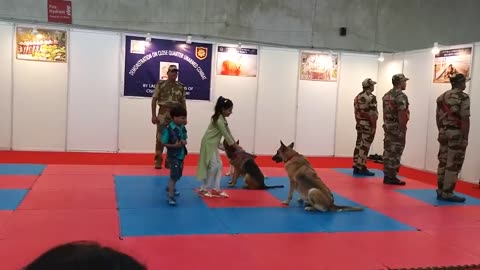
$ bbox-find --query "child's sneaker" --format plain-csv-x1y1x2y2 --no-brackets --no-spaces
198,187,211,197
211,189,229,198
168,196,176,206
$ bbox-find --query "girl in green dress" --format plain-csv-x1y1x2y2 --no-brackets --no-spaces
197,96,241,198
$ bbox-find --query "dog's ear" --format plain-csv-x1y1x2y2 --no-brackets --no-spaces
288,142,294,149
280,140,285,147
236,139,239,144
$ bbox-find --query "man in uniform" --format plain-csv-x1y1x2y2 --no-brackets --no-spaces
151,65,187,169
382,73,410,185
435,73,470,202
352,78,378,176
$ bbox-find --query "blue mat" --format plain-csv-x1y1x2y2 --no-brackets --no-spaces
119,207,228,237
334,168,405,179
395,189,480,206
0,189,29,210
0,164,46,175
115,175,415,236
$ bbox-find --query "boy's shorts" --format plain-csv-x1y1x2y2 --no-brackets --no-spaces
168,157,184,181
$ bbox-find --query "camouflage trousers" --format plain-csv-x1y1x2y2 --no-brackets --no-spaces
353,123,375,169
437,129,467,194
383,129,406,178
154,113,171,168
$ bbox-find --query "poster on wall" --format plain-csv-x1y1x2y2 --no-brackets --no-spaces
15,26,67,62
433,46,473,83
124,35,212,101
300,51,338,81
216,45,257,77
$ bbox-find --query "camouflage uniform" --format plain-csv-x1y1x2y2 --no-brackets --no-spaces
436,73,470,202
153,65,186,169
382,74,409,185
353,78,378,176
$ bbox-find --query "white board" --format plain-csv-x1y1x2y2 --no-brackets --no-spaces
334,53,379,157
370,53,404,156
254,47,299,155
66,29,120,152
213,43,258,152
12,26,68,151
459,44,480,183
0,22,13,149
400,50,433,170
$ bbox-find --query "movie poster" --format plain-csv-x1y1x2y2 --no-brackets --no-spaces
216,46,257,77
15,26,67,62
433,46,473,83
124,36,213,101
300,51,338,81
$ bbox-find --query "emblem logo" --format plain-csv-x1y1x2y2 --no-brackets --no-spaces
195,47,208,60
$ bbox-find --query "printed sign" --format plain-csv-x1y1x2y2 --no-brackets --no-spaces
15,26,67,62
300,51,338,81
48,0,72,24
433,46,473,83
124,35,212,101
216,46,258,77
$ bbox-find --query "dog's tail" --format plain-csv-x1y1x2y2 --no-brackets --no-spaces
330,204,364,212
263,185,284,189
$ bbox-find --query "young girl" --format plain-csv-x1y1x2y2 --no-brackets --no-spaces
196,96,241,198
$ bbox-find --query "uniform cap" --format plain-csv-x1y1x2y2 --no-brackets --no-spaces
362,78,377,87
392,73,409,82
168,65,179,72
449,73,470,83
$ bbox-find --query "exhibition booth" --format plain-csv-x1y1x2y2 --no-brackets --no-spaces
0,21,478,183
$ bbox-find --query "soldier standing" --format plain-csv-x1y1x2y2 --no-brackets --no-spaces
435,73,470,202
151,65,187,169
382,74,409,185
352,78,378,176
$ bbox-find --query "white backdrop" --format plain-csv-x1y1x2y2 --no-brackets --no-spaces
12,24,68,151
66,29,121,152
401,50,433,170
295,51,338,156
334,53,379,157
254,47,299,155
213,43,259,153
0,22,13,149
370,53,404,156
1,20,479,183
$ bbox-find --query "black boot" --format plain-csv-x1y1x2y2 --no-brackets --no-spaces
353,166,375,176
383,176,405,185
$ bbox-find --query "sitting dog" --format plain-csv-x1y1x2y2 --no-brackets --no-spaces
272,141,363,212
223,140,284,190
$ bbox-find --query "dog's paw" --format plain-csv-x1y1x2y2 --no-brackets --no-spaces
281,200,290,206
227,181,235,187
304,206,315,211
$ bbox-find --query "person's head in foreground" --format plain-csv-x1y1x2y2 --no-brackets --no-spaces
170,105,187,126
23,241,146,270
392,73,409,90
212,96,234,122
362,78,377,93
449,73,470,91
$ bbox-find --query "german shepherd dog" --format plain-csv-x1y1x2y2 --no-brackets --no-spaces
223,140,284,190
272,141,363,212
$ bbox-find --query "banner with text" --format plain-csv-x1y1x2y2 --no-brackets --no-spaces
15,26,67,63
433,46,473,83
216,45,257,77
300,51,338,81
124,35,212,101
48,0,72,24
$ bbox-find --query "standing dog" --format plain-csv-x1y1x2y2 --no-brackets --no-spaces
223,140,284,190
272,141,363,212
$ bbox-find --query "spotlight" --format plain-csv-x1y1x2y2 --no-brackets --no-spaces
145,33,152,42
186,35,192,44
378,52,384,62
432,42,440,54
